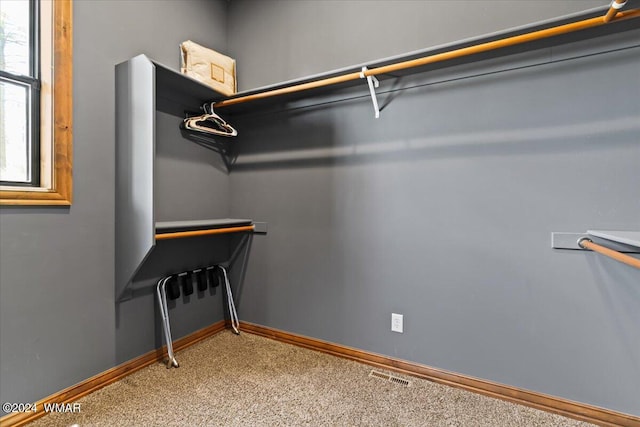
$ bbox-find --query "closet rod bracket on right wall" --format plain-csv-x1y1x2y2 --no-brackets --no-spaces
551,232,640,270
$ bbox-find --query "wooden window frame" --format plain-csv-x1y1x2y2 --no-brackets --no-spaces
0,0,72,206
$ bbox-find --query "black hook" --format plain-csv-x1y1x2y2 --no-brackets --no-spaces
195,269,208,292
167,276,180,300
179,273,193,296
206,266,220,288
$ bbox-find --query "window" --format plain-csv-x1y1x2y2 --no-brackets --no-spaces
1,0,39,186
0,0,72,205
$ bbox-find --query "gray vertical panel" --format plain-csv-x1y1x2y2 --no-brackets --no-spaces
115,55,156,299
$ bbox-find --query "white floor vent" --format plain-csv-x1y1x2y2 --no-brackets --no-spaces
369,370,411,387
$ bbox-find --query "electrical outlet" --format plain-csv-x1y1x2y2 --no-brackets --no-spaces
391,313,403,333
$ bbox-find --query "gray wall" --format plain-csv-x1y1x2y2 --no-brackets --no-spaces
227,0,640,416
0,0,230,409
228,0,605,90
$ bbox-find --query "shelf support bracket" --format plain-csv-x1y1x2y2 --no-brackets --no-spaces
360,66,380,119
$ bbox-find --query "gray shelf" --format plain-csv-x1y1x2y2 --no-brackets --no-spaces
156,218,253,234
587,230,640,248
152,59,226,110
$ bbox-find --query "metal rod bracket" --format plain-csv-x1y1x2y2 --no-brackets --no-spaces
360,66,380,119
551,232,640,253
610,0,628,10
604,0,628,22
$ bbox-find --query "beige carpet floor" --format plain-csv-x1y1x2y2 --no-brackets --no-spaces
30,330,594,426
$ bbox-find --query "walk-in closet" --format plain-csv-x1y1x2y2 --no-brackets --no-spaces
1,1,638,426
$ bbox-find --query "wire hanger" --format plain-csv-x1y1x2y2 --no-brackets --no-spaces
183,102,238,137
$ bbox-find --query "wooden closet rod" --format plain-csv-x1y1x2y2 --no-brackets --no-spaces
214,8,640,109
156,225,255,240
578,238,640,270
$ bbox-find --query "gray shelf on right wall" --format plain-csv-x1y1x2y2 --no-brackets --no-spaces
587,230,640,248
